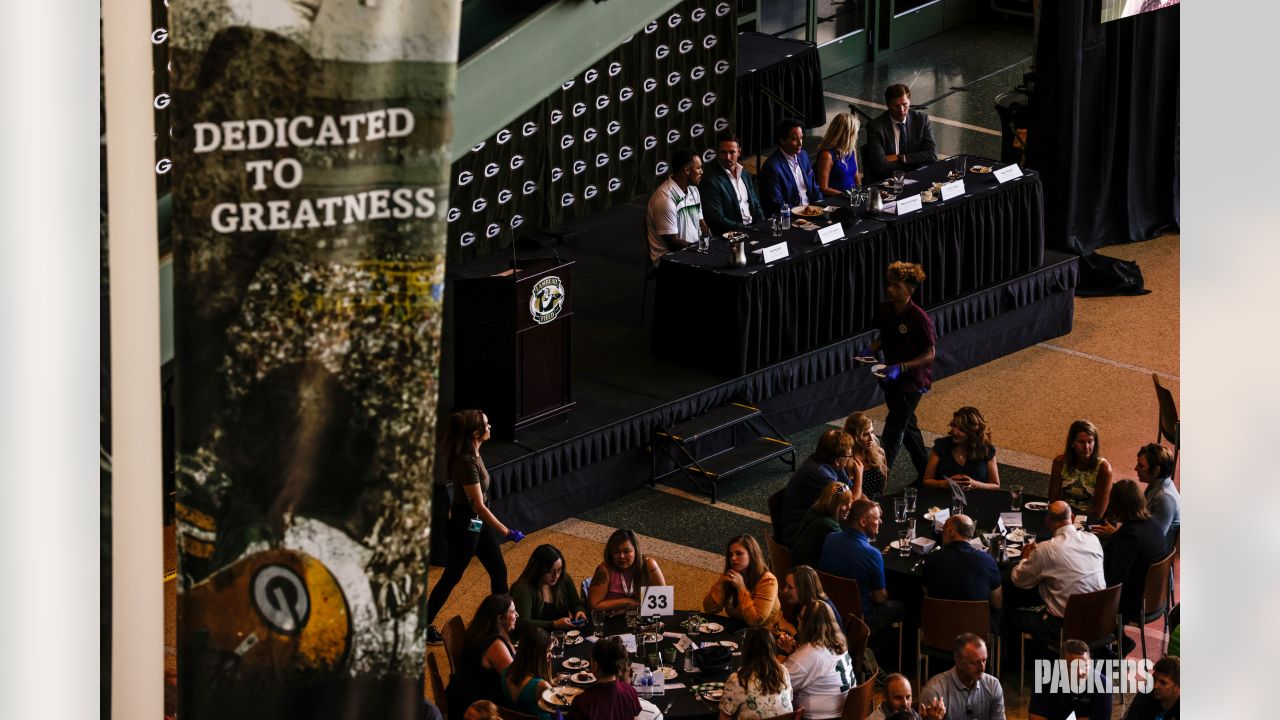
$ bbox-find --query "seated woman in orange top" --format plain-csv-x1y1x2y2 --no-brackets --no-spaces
703,534,782,629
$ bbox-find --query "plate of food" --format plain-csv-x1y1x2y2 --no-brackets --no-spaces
698,622,724,634
921,191,938,203
542,686,584,707
1023,501,1049,512
562,657,590,670
564,634,585,645
791,205,824,217
659,666,679,680
793,218,819,231
570,672,597,685
566,630,581,639
970,165,993,174
1005,546,1024,559
1006,528,1028,543
718,640,739,651
722,230,748,241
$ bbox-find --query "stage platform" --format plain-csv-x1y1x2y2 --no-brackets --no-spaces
437,199,1079,535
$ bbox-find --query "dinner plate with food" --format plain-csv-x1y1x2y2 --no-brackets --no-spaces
722,230,748,241
924,506,942,520
562,657,590,670
698,622,725,634
542,686,584,707
1023,501,1049,512
659,666,679,680
570,671,597,685
791,204,824,217
793,218,819,231
970,165,993,174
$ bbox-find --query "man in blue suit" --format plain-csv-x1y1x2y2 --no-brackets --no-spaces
758,118,820,217
701,130,765,234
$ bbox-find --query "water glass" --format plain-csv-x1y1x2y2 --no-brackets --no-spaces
1009,484,1023,511
687,615,702,636
648,651,661,670
698,231,711,253
592,609,606,639
551,631,566,659
662,646,677,666
906,517,917,541
770,215,782,237
897,530,911,557
892,171,906,193
904,487,918,514
952,154,966,179
951,502,965,519
893,497,907,523
625,605,641,629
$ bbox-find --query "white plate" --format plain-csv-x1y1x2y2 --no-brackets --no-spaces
1006,528,1028,543
659,666,678,680
542,687,584,706
1005,547,1023,559
698,622,724,634
791,205,824,218
1023,501,1049,512
563,657,590,670
718,640,738,650
871,363,888,379
566,630,581,639
564,634,585,645
722,231,748,241
703,689,724,701
571,672,596,685
888,539,910,550
970,165,993,174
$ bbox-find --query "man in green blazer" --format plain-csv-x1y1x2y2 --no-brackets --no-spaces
701,130,765,235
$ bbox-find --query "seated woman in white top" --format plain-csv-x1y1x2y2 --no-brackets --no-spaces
718,627,793,720
779,601,855,720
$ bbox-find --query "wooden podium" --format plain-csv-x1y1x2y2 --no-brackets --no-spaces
453,257,575,437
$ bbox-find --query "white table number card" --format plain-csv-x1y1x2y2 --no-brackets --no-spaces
640,585,674,616
896,193,923,215
993,164,1024,183
760,242,789,264
816,223,845,245
940,179,966,200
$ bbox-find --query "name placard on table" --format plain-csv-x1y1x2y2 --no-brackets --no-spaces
895,194,923,215
940,180,966,201
640,585,674,616
993,164,1024,183
816,223,845,245
759,242,789,264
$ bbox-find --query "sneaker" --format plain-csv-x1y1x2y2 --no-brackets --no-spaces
427,626,444,645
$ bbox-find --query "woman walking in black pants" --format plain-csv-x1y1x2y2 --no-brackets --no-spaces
426,410,525,643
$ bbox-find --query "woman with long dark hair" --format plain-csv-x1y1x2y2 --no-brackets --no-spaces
703,534,781,629
923,406,1001,490
1100,479,1166,620
500,627,554,720
426,410,525,644
446,594,519,718
718,627,794,720
511,544,587,637
1049,419,1115,518
587,529,666,613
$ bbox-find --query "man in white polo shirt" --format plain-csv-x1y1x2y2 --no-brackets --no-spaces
1010,500,1106,646
646,147,710,266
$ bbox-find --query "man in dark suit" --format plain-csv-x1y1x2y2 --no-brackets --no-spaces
758,118,820,217
701,130,765,234
863,84,938,183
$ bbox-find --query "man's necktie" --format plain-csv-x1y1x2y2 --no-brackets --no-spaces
897,122,907,157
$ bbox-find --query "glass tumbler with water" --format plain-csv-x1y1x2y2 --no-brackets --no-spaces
904,487,918,514
698,230,711,253
551,631,566,660
1009,484,1023,511
906,517,917,541
894,497,907,523
592,609,606,639
770,215,782,237
898,530,911,557
951,154,966,180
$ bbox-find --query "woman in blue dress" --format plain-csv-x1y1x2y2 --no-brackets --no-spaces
815,112,862,196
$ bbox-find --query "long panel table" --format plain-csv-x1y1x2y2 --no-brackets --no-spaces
651,157,1045,376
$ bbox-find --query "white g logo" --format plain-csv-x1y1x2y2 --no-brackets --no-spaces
643,78,658,93
645,20,659,34
678,98,694,113
703,149,717,162
551,167,564,182
562,78,575,90
510,155,526,170
471,198,488,213
585,68,599,84
511,214,524,228
679,39,694,54
551,109,564,124
703,34,718,49
716,2,731,16
523,121,538,136
655,104,669,118
668,71,682,86
496,128,512,144
619,87,635,102
523,180,538,195
596,95,610,110
690,66,706,81
609,62,622,76
573,160,587,175
458,170,473,186
715,117,730,131
715,60,731,75
608,177,623,192
692,7,707,21
656,162,669,176
667,129,681,144
447,207,462,222
583,128,598,142
486,223,502,238
572,102,587,117
607,120,622,135
619,146,635,161
460,231,476,246
584,185,598,199
703,92,718,107
668,13,682,27
561,134,574,149
471,141,485,152
484,162,500,178
497,189,513,204
596,152,611,167
561,193,575,207
655,44,670,60
644,136,659,151
691,123,705,137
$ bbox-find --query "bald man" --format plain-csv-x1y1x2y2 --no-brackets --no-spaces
921,515,1002,631
868,673,945,720
1011,501,1105,645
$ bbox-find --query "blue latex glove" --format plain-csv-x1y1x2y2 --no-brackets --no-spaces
506,529,525,542
883,363,902,380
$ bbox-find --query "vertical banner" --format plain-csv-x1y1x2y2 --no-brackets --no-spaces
169,1,460,717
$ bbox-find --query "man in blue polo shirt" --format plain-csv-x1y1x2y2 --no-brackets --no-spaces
818,498,905,635
921,514,1002,631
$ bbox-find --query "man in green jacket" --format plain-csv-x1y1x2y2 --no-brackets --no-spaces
701,129,765,234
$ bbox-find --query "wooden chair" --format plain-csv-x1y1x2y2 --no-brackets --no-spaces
426,652,448,717
767,488,786,539
1126,549,1177,661
916,597,995,690
766,532,794,583
440,614,466,676
843,613,870,680
817,570,901,672
498,708,539,720
840,671,879,720
1020,585,1122,691
1152,373,1180,474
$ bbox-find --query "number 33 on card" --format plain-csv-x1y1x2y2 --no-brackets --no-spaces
640,586,674,615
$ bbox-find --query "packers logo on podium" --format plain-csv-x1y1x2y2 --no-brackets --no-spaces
529,276,566,324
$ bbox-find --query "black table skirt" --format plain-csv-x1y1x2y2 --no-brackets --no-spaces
651,159,1046,376
735,32,827,157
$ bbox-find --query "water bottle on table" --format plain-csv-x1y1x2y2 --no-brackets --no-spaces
781,204,791,230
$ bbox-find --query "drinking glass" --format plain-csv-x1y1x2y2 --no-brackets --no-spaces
770,215,782,237
897,530,911,557
625,605,641,630
1009,484,1023,511
893,497,907,523
662,646,677,666
698,231,711,253
952,155,966,180
892,171,906,193
904,487,918,514
951,503,965,519
648,651,661,670
592,609,606,639
551,631,566,659
687,615,702,636
906,517,917,541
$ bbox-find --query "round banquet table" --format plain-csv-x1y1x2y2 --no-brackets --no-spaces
546,609,746,720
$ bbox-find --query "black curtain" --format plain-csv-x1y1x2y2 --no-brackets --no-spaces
1028,0,1179,255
